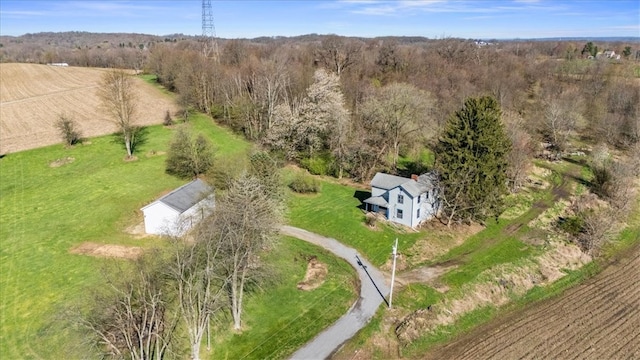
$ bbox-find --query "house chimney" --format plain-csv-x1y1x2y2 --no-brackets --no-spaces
411,174,418,181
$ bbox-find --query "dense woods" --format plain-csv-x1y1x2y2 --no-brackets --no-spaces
2,34,638,160
5,31,637,220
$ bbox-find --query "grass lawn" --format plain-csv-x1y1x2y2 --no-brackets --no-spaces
0,116,250,358
286,179,424,266
210,236,357,359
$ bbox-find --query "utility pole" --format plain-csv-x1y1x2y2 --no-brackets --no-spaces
389,238,398,309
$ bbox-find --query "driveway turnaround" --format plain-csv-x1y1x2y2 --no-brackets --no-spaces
281,225,390,360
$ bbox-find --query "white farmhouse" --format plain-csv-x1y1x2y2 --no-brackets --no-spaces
141,179,214,236
363,172,439,228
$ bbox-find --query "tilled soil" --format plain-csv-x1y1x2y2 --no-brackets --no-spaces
423,245,640,360
0,63,178,154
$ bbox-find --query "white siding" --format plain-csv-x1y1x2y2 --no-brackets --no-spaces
142,202,181,236
388,187,413,228
142,195,214,236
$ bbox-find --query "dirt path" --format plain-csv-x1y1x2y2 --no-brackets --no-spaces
423,242,640,360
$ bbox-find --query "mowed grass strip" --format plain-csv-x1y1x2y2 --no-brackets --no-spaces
0,116,249,358
286,179,424,266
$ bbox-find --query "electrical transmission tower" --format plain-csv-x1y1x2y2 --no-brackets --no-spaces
201,0,219,60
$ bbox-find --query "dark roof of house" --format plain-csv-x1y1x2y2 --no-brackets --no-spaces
146,179,213,214
363,195,389,207
370,172,437,198
371,173,410,190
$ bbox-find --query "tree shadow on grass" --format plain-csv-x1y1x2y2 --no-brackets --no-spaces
561,156,593,189
397,159,431,179
111,126,149,156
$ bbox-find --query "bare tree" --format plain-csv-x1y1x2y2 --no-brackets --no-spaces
541,96,579,152
98,69,139,158
316,35,362,76
55,113,82,146
504,111,535,192
80,253,178,360
360,82,434,170
212,174,283,330
167,237,227,360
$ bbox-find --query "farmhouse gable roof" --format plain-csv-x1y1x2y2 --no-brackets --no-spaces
371,173,410,190
370,172,436,198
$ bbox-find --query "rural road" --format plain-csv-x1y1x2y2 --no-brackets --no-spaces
281,225,390,360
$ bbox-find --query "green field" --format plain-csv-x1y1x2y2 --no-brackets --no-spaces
1,115,357,359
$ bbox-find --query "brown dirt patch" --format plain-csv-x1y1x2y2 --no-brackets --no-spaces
0,63,178,154
70,242,143,259
49,156,75,167
145,150,166,157
124,221,155,239
394,265,457,287
297,256,328,291
395,222,483,270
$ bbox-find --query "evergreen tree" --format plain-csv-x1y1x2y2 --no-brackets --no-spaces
434,96,511,225
166,126,215,179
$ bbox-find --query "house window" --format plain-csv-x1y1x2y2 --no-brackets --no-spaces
397,209,403,219
418,195,421,203
398,194,404,204
417,209,420,218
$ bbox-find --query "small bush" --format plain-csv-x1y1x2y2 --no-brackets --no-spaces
163,110,173,126
288,173,321,194
558,215,584,236
300,154,331,176
365,213,377,227
55,114,82,146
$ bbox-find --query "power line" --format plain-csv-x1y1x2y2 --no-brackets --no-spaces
201,0,219,60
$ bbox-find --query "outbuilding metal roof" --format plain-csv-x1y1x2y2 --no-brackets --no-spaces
144,178,213,214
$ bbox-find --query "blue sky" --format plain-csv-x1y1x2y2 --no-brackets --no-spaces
0,0,638,39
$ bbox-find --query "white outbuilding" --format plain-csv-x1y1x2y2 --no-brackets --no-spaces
141,179,214,236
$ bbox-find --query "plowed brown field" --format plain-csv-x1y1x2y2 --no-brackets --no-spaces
424,244,640,360
0,63,178,154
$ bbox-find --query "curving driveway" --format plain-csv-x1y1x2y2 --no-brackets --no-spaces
281,226,390,360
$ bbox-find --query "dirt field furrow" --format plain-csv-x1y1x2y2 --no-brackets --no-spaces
465,267,626,355
582,308,640,357
539,301,634,359
0,63,178,154
609,331,640,359
425,247,640,360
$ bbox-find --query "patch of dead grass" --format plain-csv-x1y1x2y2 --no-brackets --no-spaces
297,256,328,291
49,157,75,167
70,242,143,259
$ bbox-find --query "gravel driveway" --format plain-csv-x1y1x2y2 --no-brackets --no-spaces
281,225,390,360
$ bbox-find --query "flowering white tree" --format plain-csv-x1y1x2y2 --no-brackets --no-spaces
264,68,350,175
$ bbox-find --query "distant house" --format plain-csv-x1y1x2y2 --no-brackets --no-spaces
363,172,439,228
141,179,214,236
597,50,621,60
